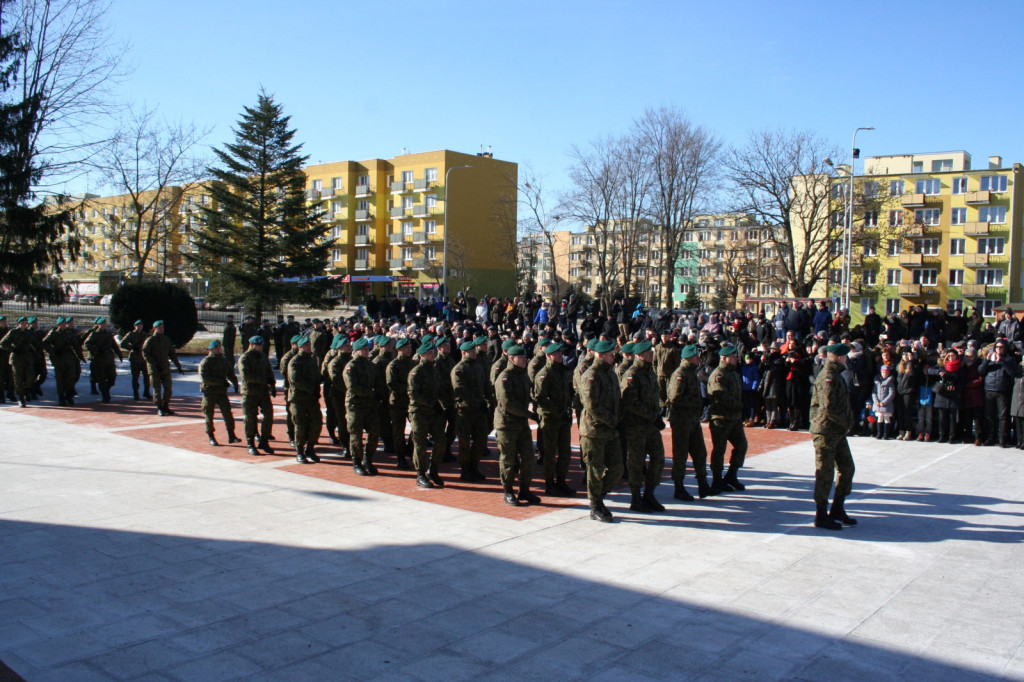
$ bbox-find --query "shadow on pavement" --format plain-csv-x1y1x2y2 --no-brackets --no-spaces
0,519,1007,680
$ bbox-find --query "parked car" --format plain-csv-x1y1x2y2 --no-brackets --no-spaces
100,294,113,306
81,294,102,305
194,297,206,309
69,294,82,304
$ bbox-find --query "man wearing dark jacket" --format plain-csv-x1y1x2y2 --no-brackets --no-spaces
979,339,1021,447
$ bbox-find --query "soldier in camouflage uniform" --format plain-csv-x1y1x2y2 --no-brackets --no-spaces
372,335,395,453
280,335,301,446
494,345,539,506
708,345,747,494
434,335,457,463
408,340,447,488
533,341,575,497
809,343,857,530
42,317,84,406
452,337,490,482
85,317,123,403
579,339,623,522
654,330,680,417
386,337,416,470
199,339,240,446
615,343,635,381
344,337,380,475
0,316,36,407
142,320,184,416
119,319,151,400
238,335,276,455
288,336,323,464
620,339,666,513
325,335,352,458
667,344,715,500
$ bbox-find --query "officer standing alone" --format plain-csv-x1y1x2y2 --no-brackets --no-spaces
809,343,857,530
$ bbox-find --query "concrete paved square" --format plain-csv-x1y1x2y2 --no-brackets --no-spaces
0,371,1022,680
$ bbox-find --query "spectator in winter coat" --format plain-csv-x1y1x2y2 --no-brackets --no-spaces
960,346,985,444
1009,358,1024,449
813,301,832,336
872,365,896,439
931,350,964,443
979,338,1021,447
740,354,761,425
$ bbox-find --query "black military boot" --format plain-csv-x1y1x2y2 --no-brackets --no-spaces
353,458,368,475
163,401,175,416
460,465,476,482
257,437,274,455
306,444,320,464
132,385,140,400
629,488,653,513
396,454,413,471
589,497,613,523
227,431,241,444
208,432,219,446
673,480,695,502
710,471,733,494
295,443,309,464
247,440,261,457
554,476,576,497
19,395,28,408
427,462,445,488
101,388,111,403
545,479,557,495
724,466,746,491
815,501,842,530
504,487,522,506
517,484,541,505
697,477,717,499
416,470,434,488
65,391,74,406
643,485,665,512
362,453,376,475
829,493,857,526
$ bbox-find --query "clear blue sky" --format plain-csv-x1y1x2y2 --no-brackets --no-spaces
92,0,1024,214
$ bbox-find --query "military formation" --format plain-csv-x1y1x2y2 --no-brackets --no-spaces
0,311,860,528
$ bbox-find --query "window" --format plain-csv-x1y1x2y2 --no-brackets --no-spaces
330,226,342,239
952,177,968,194
571,235,582,245
979,206,1007,223
863,181,878,197
828,269,842,285
931,159,953,172
650,250,660,260
698,219,709,227
716,230,724,240
425,195,438,209
830,240,842,257
356,247,369,260
912,162,923,173
331,248,342,262
949,269,964,285
332,177,343,190
914,239,939,255
331,200,344,215
951,208,966,225
401,196,413,209
714,219,725,227
948,299,963,313
915,179,941,195
978,237,1005,254
401,220,414,235
425,167,438,182
887,240,902,256
888,210,904,226
400,170,413,184
312,179,322,191
356,224,369,237
975,300,1001,317
863,210,878,227
699,284,712,294
862,269,877,285
424,220,437,234
977,269,1004,285
886,269,902,285
570,252,581,262
860,298,873,315
358,200,370,211
914,209,941,225
950,238,965,256
862,240,878,257
425,246,436,259
913,269,938,285
357,175,369,187
698,231,711,242
980,176,1007,192
886,298,901,314
890,180,905,195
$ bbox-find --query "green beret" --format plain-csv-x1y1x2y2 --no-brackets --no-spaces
506,345,525,356
0,315,5,322
435,336,450,347
26,317,36,324
473,336,488,347
353,337,370,351
416,341,436,355
544,342,563,354
330,335,344,349
422,333,435,344
296,336,310,346
153,320,164,327
718,345,738,357
681,344,699,359
586,338,600,351
632,340,653,354
501,338,517,351
134,319,144,326
290,334,302,344
537,337,552,348
826,343,850,356
376,335,392,347
395,337,410,349
208,339,221,349
249,335,264,345
621,343,635,354
94,316,106,324
65,317,74,324
55,317,65,325
593,340,616,353
459,340,475,352
17,316,27,323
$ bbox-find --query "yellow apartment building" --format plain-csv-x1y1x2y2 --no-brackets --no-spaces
835,151,1022,321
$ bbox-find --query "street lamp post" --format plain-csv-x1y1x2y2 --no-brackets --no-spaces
842,126,874,312
441,165,472,300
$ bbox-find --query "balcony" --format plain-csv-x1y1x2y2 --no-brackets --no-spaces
963,222,990,236
390,181,406,193
898,283,922,297
964,253,988,267
413,178,429,191
412,257,427,270
962,283,988,297
901,193,926,208
320,187,334,198
354,185,372,197
305,189,320,200
898,253,923,267
389,232,409,245
902,226,923,238
388,258,405,270
354,259,371,271
412,231,426,244
355,209,372,221
390,207,407,219
412,204,429,217
965,190,991,204
354,234,370,246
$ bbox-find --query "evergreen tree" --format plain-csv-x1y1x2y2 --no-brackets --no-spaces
188,92,334,321
683,288,701,311
0,18,78,294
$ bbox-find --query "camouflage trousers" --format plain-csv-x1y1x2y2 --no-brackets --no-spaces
812,433,855,505
538,413,571,481
455,407,489,467
202,390,235,436
624,424,665,489
579,435,623,500
290,394,322,447
670,417,708,482
347,407,379,465
496,426,533,492
709,417,747,473
241,390,273,441
410,408,446,472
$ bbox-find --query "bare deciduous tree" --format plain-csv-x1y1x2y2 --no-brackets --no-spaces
95,106,209,280
517,166,563,301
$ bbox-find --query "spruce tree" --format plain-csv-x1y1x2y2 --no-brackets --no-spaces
0,20,78,294
188,92,333,321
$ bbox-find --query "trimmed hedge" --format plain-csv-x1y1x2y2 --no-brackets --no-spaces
109,282,198,348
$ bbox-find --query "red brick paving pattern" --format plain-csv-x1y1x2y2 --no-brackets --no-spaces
10,394,811,520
